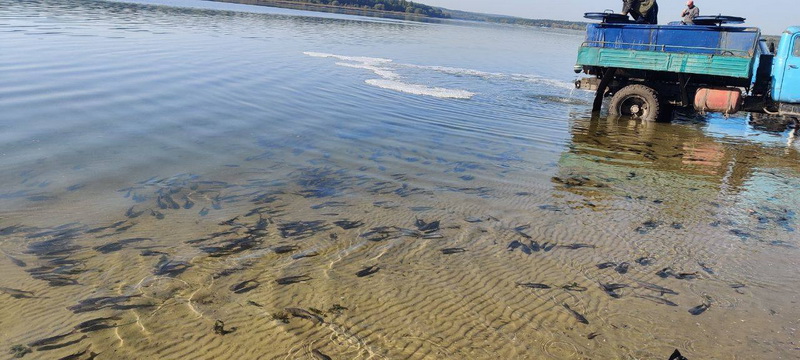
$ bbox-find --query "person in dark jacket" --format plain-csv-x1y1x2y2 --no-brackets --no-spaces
622,0,659,24
681,1,700,25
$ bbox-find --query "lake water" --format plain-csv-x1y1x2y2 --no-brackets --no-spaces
2,0,800,359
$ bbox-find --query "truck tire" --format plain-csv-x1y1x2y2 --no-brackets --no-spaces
609,84,663,122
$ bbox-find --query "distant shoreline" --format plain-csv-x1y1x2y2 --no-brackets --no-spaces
208,0,435,20
208,0,589,30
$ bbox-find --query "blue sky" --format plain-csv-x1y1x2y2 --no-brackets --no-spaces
422,0,795,35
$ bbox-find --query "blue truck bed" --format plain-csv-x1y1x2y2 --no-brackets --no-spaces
577,24,762,79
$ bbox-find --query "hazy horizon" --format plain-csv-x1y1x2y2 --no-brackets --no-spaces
423,0,794,35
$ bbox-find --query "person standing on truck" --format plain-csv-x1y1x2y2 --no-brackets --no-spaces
622,0,659,24
681,1,700,25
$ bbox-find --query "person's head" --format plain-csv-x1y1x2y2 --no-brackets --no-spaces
687,1,695,7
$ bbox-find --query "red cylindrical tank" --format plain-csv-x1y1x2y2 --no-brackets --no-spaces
694,88,742,114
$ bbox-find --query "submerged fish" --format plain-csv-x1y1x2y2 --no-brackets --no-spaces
275,275,312,285
635,281,679,296
516,282,551,289
356,265,380,278
312,349,332,360
596,262,616,269
561,243,596,250
230,280,259,294
507,240,532,255
441,248,467,255
273,245,299,254
562,303,589,324
285,307,324,324
615,262,630,274
636,294,678,307
0,286,36,299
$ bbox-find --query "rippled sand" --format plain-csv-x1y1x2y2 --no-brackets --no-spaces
2,115,800,360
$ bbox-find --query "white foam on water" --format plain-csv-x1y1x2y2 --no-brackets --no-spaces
365,79,475,99
402,64,505,79
335,62,400,80
306,51,476,99
303,52,392,65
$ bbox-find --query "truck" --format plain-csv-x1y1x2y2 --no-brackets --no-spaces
574,13,799,131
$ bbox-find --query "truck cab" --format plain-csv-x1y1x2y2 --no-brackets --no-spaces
772,26,800,104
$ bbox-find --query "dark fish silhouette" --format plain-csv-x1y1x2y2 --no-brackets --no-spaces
587,332,601,340
601,283,628,298
285,307,324,324
561,243,596,250
635,295,678,307
415,219,440,233
562,303,589,324
562,283,588,292
292,252,320,260
273,245,299,254
517,283,551,289
213,320,236,335
669,349,688,360
688,303,710,315
275,275,312,285
597,262,616,269
230,280,259,294
635,281,678,296
356,265,380,278
333,220,364,230
75,317,120,333
507,240,532,255
698,262,715,274
441,248,467,255
312,349,333,360
635,257,655,266
615,262,630,274
0,287,35,299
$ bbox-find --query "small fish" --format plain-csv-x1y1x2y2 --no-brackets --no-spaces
312,349,332,360
37,335,88,351
675,272,699,280
698,262,715,274
230,280,259,294
285,307,324,324
29,332,74,347
635,294,678,307
415,219,440,233
56,347,90,360
507,240,532,255
183,197,195,209
635,257,655,266
688,303,710,315
587,332,601,340
596,262,617,269
561,243,596,250
74,317,120,332
562,303,589,324
150,210,165,220
356,265,380,278
125,206,144,218
562,283,588,292
275,275,312,285
516,282,551,289
669,350,688,360
635,281,678,296
441,248,467,255
213,320,236,335
601,283,628,298
0,286,36,299
273,245,299,254
292,252,320,260
199,207,210,216
656,267,675,278
4,253,26,267
247,300,263,307
615,262,630,274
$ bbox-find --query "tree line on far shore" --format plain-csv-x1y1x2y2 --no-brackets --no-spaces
292,0,449,18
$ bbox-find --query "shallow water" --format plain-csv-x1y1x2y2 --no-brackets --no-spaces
1,0,800,359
